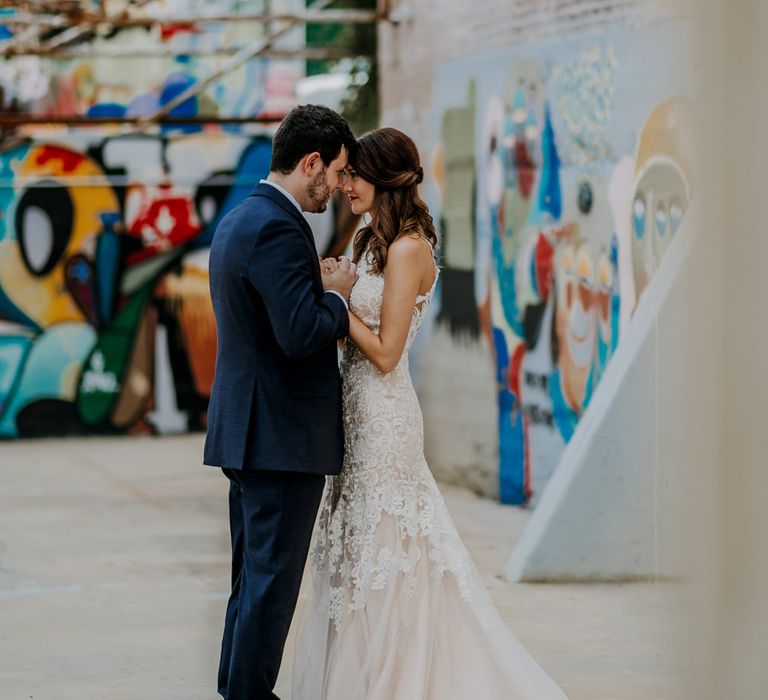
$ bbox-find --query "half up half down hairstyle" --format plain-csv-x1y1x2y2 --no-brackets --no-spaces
350,127,437,274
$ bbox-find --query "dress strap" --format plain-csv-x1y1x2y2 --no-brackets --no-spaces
410,234,438,302
416,269,439,303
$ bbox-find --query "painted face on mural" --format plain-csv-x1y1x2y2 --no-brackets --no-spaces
631,156,689,298
629,98,695,304
556,241,597,413
342,168,376,215
306,146,349,214
556,165,616,365
596,250,614,348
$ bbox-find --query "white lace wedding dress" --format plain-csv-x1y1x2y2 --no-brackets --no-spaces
292,250,567,699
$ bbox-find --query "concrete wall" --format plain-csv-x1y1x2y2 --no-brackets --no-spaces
380,0,698,503
688,1,768,696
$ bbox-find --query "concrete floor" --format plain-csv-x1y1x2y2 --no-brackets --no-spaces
0,436,687,699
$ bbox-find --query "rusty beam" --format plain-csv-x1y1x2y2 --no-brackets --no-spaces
38,23,94,52
0,8,384,28
0,114,282,127
1,45,370,59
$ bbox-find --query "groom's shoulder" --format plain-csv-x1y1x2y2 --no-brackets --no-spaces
214,191,284,240
228,188,276,220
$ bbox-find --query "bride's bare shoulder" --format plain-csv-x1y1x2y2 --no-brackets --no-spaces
388,233,434,261
387,235,436,292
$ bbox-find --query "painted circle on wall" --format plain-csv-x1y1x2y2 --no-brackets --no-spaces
15,179,74,277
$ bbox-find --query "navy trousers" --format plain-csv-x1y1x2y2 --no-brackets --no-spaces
218,468,325,700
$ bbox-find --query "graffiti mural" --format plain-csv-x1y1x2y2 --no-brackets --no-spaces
427,21,696,503
0,128,358,438
0,131,273,437
0,2,311,438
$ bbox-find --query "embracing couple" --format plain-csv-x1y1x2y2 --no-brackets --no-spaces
204,105,567,700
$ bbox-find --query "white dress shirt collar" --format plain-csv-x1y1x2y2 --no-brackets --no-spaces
259,179,348,311
260,178,303,213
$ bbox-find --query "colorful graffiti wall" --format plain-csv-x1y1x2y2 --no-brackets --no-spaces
0,130,277,437
0,127,357,439
425,19,696,503
0,2,320,438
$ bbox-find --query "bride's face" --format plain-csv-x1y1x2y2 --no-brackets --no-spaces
342,168,376,215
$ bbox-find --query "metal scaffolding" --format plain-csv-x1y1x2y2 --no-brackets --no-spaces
0,0,392,128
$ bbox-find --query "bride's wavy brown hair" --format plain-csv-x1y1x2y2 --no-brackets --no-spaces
350,127,437,274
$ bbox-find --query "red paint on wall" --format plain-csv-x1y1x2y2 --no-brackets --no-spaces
509,342,532,501
534,232,554,301
514,140,535,200
125,186,201,264
35,145,84,173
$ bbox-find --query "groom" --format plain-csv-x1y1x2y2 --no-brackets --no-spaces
204,105,357,700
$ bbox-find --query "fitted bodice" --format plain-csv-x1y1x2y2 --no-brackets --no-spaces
340,250,438,378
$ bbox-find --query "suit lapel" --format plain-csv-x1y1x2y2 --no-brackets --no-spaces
252,183,316,248
251,182,322,285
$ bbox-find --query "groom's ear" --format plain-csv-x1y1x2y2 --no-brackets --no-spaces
301,151,322,176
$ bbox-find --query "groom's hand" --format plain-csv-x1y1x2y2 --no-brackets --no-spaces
322,256,357,300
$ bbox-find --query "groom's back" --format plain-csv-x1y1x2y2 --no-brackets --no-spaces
208,194,274,352
203,189,345,476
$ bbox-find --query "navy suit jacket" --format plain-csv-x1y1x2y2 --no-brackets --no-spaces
203,183,349,475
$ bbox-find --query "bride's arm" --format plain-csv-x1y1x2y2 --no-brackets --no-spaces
347,237,423,374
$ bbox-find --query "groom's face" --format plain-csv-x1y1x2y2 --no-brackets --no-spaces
306,146,348,213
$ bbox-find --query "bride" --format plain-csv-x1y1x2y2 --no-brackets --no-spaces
293,127,567,700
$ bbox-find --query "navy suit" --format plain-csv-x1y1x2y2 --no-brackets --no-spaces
204,183,348,700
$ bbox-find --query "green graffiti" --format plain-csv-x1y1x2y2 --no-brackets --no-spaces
76,284,154,427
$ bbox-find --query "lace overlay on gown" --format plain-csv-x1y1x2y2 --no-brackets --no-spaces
293,248,567,700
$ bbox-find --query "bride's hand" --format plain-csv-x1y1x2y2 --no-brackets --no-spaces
319,256,340,274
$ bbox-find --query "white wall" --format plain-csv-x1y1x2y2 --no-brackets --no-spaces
505,198,720,580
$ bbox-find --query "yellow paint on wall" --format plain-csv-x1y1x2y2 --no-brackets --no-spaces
3,145,121,329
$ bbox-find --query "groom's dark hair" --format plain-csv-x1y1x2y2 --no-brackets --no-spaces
270,104,355,175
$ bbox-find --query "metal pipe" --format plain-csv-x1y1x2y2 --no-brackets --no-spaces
0,114,281,126
0,45,370,59
136,0,338,127
0,8,383,27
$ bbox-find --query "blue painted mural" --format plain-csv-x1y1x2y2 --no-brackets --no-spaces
426,20,696,503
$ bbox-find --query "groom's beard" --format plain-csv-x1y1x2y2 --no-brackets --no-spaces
307,167,332,213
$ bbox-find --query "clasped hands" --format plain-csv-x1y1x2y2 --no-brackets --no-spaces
320,255,358,301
